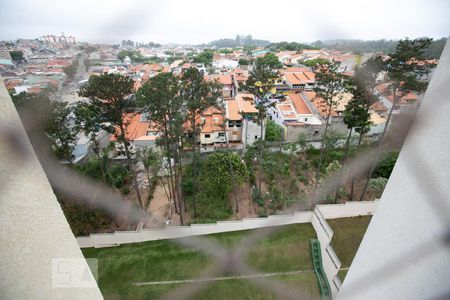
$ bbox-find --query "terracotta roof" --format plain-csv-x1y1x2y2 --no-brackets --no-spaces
27,86,42,94
110,113,148,142
201,108,225,133
371,101,388,112
376,83,418,104
47,59,71,68
284,71,315,85
225,93,258,121
283,67,310,73
277,104,297,119
226,99,241,120
209,74,233,85
236,93,258,114
375,83,390,95
287,93,312,115
285,73,303,85
302,91,337,117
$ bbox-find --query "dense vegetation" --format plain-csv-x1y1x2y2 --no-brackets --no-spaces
117,49,146,62
182,151,248,223
63,58,79,81
266,42,318,52
193,49,214,65
9,50,25,62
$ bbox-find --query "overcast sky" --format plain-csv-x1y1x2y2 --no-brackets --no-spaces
1,0,449,44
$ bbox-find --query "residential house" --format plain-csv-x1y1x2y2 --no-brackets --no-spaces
225,93,263,148
110,113,159,157
212,55,239,69
196,107,227,151
374,83,419,113
208,73,236,99
268,93,322,141
275,68,316,93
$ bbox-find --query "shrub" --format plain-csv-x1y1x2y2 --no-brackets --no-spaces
367,177,388,198
373,152,399,178
298,174,309,185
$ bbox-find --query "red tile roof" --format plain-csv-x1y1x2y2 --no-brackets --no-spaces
287,93,312,115
302,91,337,117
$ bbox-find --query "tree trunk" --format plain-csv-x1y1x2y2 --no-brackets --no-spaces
178,139,187,214
120,124,144,212
93,139,107,184
314,113,331,192
191,115,198,217
223,110,239,213
334,127,353,203
349,133,363,201
360,87,397,201
162,121,178,214
258,115,264,194
173,153,184,225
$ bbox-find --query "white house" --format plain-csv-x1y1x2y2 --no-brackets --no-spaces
212,58,239,69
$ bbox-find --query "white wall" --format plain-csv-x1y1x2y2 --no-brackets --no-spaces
0,80,103,300
243,118,263,147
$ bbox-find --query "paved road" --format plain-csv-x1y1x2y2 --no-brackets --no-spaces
53,53,88,104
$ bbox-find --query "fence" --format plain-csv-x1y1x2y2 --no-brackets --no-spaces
77,201,377,249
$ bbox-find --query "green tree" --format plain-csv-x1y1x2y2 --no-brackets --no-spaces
244,55,279,194
44,102,78,164
179,67,221,217
117,50,145,62
136,72,185,223
360,38,432,201
63,59,78,81
73,102,107,181
201,151,248,201
265,120,283,142
193,49,214,65
238,58,250,65
348,56,384,200
373,151,399,178
334,83,371,202
78,73,145,210
9,50,25,62
313,61,346,191
140,148,162,209
259,53,283,69
301,58,329,68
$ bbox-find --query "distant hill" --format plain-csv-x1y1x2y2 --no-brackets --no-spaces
209,34,270,48
266,42,318,52
312,38,446,59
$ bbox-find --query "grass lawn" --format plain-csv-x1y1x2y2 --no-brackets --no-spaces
82,223,319,299
327,216,372,282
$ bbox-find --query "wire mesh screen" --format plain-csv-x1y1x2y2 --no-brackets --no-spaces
0,21,449,300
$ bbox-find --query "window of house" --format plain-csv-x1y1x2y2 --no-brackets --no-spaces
218,132,225,137
228,120,235,127
205,134,210,138
255,135,259,140
314,130,319,136
236,120,242,127
304,118,308,122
